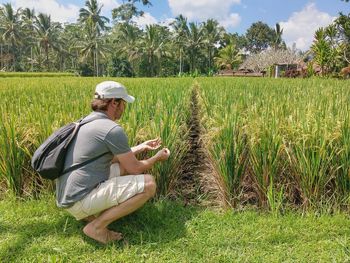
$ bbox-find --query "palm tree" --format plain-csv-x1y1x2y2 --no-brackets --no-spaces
325,24,341,72
202,19,224,73
112,0,152,24
273,23,284,50
311,28,332,76
79,0,109,75
61,23,83,71
21,8,36,71
35,13,62,71
78,20,110,76
334,13,350,65
115,23,141,73
214,43,242,70
171,15,189,74
185,22,204,73
142,24,165,77
21,8,36,31
79,0,109,36
0,3,23,70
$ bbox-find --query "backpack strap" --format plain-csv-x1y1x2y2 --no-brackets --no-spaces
63,114,106,149
62,112,111,174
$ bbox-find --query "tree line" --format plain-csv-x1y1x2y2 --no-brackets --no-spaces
0,0,349,77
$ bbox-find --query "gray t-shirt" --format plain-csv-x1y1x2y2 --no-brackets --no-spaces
56,111,131,208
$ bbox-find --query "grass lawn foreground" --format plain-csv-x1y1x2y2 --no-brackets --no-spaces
0,197,349,262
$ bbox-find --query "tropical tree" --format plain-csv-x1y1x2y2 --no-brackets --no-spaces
185,22,204,73
78,20,110,76
334,12,350,65
21,8,36,71
107,52,133,77
202,19,224,73
141,24,166,76
170,15,189,75
114,22,142,74
0,3,23,70
214,43,242,70
324,24,342,72
35,13,62,71
112,3,143,24
311,28,332,76
273,23,285,50
78,0,109,35
220,32,247,50
21,8,36,32
245,21,275,53
79,0,110,75
61,23,83,71
112,0,152,24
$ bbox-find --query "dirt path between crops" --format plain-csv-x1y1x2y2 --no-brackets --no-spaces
173,83,218,206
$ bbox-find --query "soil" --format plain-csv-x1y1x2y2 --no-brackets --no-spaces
172,85,212,205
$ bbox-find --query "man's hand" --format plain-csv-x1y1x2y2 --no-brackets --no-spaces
142,138,162,151
155,148,171,161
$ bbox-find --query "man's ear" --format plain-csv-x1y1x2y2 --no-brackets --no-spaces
114,99,122,108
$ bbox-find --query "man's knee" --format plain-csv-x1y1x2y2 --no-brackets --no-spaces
144,174,156,198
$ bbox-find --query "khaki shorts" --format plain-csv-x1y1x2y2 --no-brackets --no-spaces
66,163,145,220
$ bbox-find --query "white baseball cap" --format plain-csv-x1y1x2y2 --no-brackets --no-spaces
94,81,135,103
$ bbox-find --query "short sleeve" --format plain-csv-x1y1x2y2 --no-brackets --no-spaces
105,126,131,155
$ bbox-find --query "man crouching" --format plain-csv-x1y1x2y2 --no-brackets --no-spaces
56,81,170,244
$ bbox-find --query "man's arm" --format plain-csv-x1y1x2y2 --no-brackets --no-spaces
111,138,162,164
111,145,143,163
117,148,170,175
131,144,145,155
132,138,161,155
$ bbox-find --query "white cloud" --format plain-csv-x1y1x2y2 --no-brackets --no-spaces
160,17,176,27
10,0,120,23
168,0,241,29
219,13,241,29
98,0,119,9
280,3,335,51
12,0,80,23
98,0,120,17
133,12,158,28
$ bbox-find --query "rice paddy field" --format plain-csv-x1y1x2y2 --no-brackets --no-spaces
0,76,350,262
198,77,350,212
0,77,192,198
0,76,350,210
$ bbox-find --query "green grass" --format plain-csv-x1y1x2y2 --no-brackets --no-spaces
1,197,349,262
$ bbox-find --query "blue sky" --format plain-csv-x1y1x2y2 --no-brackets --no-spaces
2,0,350,50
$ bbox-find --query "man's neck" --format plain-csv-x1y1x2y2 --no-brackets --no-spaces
94,110,114,120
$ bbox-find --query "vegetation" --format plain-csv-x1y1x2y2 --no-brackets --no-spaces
1,197,350,262
0,72,75,77
0,77,192,198
311,13,350,77
0,1,299,77
198,77,350,211
1,76,349,213
1,1,349,259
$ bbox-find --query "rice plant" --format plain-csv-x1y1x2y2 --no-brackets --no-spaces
0,77,192,198
198,77,350,211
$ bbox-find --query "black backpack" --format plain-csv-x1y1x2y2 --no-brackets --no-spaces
31,115,108,180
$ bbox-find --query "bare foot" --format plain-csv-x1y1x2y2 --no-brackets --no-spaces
109,230,123,240
83,223,123,244
81,215,97,223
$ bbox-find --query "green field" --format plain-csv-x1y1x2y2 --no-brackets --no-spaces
1,76,349,210
1,197,350,262
0,76,350,261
